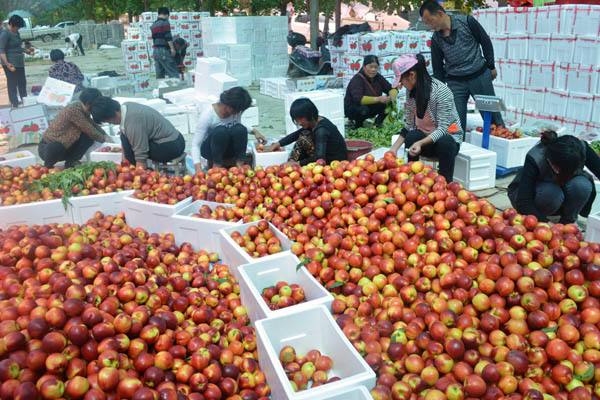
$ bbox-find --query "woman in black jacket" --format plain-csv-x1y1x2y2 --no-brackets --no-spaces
508,131,600,223
267,98,347,166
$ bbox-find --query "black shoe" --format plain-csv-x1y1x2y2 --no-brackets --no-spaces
374,113,386,127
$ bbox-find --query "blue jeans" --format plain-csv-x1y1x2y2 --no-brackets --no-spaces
153,47,179,79
535,176,593,223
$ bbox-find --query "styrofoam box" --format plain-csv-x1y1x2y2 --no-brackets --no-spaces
531,5,561,34
69,190,135,225
503,84,525,109
320,386,374,400
218,220,293,273
0,199,72,230
237,252,333,323
252,145,290,168
255,306,376,400
572,5,600,36
566,64,598,94
527,34,550,61
559,4,578,34
0,150,36,168
469,130,539,169
506,35,528,60
284,90,344,135
453,142,497,191
206,73,238,97
523,87,546,112
543,89,569,118
573,36,600,66
550,34,575,63
172,200,239,253
593,96,600,125
90,143,122,163
585,211,600,243
505,7,531,34
122,195,192,235
566,92,594,122
528,62,555,89
166,114,190,135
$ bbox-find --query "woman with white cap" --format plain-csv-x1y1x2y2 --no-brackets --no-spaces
390,53,463,182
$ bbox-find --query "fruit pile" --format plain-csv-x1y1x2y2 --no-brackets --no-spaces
132,174,196,205
255,144,284,153
192,154,600,400
97,146,122,153
230,221,283,258
0,213,271,399
261,281,306,310
279,346,336,392
192,204,238,222
476,125,524,139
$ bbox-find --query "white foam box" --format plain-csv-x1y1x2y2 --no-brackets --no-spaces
255,306,376,400
172,200,239,253
206,73,238,96
543,89,569,118
573,36,600,66
585,211,600,243
90,76,114,89
320,387,374,400
284,90,344,135
550,34,575,63
566,64,598,93
0,150,36,168
530,5,561,34
218,220,293,273
469,130,539,169
572,5,600,36
122,195,193,235
528,62,555,89
506,35,528,59
69,190,134,225
237,252,333,323
566,92,594,122
90,143,122,163
491,34,508,59
0,199,72,229
505,7,531,34
523,87,546,112
453,142,497,191
527,34,551,61
593,96,600,125
195,57,227,78
166,114,190,135
503,84,525,109
252,145,290,168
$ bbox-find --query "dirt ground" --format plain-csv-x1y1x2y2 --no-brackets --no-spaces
19,38,519,212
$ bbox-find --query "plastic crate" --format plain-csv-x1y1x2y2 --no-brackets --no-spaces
172,200,239,253
90,143,123,164
252,145,290,168
453,142,497,191
255,306,376,400
0,199,72,230
69,190,134,225
585,211,600,243
469,130,539,169
122,195,192,234
237,252,333,323
218,220,293,276
0,150,36,168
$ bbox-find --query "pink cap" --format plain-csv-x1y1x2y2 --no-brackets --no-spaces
392,54,419,88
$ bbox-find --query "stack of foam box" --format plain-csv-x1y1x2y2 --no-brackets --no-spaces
121,40,152,92
259,77,290,99
473,5,600,135
329,30,432,89
194,57,239,97
283,90,345,136
201,16,288,84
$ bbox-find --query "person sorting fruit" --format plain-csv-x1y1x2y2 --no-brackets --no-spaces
508,131,600,224
344,55,398,128
38,88,111,168
192,87,266,171
390,54,462,183
91,97,185,169
266,98,348,165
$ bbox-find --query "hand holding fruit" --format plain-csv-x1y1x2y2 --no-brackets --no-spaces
253,129,267,144
409,141,422,157
378,95,391,104
265,142,281,152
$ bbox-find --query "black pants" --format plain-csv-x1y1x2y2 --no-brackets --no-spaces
201,124,248,168
76,36,85,56
121,133,185,165
2,65,26,108
345,103,386,128
403,129,460,183
38,134,94,168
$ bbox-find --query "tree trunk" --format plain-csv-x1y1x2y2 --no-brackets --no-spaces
323,13,330,36
310,0,319,50
335,0,341,31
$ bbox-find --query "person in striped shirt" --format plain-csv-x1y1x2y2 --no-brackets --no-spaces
390,54,463,183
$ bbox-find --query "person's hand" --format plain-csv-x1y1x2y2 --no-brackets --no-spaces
254,130,267,144
409,141,422,157
378,95,391,104
266,143,281,152
195,164,203,174
491,69,497,80
6,63,15,72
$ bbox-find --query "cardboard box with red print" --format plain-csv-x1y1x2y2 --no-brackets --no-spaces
359,32,392,56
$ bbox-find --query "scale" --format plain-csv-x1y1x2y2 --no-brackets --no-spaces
474,95,506,150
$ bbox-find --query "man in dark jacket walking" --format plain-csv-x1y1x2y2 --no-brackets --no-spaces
419,0,504,132
150,7,179,79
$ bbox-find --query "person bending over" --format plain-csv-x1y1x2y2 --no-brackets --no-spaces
48,49,84,92
344,55,398,128
91,97,185,169
192,87,266,170
390,54,462,182
267,98,348,166
38,88,109,168
508,131,600,224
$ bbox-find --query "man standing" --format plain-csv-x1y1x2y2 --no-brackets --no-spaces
150,7,179,79
65,32,85,56
419,1,504,132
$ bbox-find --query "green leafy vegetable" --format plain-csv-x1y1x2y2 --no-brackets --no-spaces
347,117,405,149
